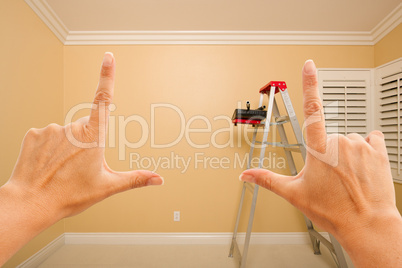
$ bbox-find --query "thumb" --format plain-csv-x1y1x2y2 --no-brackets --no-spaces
108,170,164,195
240,169,295,199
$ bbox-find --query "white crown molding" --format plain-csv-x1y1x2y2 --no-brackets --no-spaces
64,30,374,46
25,0,401,45
371,3,402,44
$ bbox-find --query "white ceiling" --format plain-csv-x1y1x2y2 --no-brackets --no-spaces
25,0,402,45
46,0,401,31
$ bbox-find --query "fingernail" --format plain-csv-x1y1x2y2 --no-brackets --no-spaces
147,176,164,186
103,52,114,67
239,173,254,183
303,60,316,75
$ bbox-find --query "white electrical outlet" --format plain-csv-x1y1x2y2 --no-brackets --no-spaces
174,211,180,222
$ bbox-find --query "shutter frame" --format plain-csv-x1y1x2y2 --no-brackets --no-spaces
375,58,402,184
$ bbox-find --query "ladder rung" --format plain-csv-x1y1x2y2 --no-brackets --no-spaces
244,182,254,193
254,141,283,146
253,121,287,126
264,142,283,146
271,121,288,126
253,141,303,149
276,143,303,148
253,116,289,126
275,115,289,122
284,147,301,153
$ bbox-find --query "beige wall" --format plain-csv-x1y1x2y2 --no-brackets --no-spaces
374,23,402,215
374,24,402,67
2,0,401,265
62,45,374,233
395,183,402,215
0,0,64,267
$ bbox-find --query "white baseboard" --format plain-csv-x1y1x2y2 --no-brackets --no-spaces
17,234,65,268
64,232,328,245
17,232,330,267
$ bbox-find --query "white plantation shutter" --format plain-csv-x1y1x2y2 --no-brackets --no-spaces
318,70,372,136
376,58,402,183
318,60,402,184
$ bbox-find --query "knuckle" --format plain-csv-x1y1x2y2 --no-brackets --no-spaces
328,133,340,140
262,177,273,191
346,133,363,141
101,65,114,78
346,133,355,138
48,123,61,130
370,130,384,139
45,123,63,134
81,124,97,143
28,127,38,133
94,90,112,105
337,134,348,144
303,76,318,88
329,133,346,148
130,175,146,189
304,100,322,116
255,172,272,190
26,128,39,138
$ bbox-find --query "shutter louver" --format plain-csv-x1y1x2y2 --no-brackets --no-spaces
320,74,370,136
378,71,402,182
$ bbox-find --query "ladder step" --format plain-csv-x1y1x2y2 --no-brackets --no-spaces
254,121,288,126
254,141,284,146
253,141,302,151
264,142,285,147
284,147,301,153
275,115,289,122
244,182,254,193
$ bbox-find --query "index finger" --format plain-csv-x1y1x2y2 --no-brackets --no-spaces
302,60,327,153
88,52,116,132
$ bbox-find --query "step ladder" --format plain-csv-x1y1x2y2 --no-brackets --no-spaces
228,81,348,268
